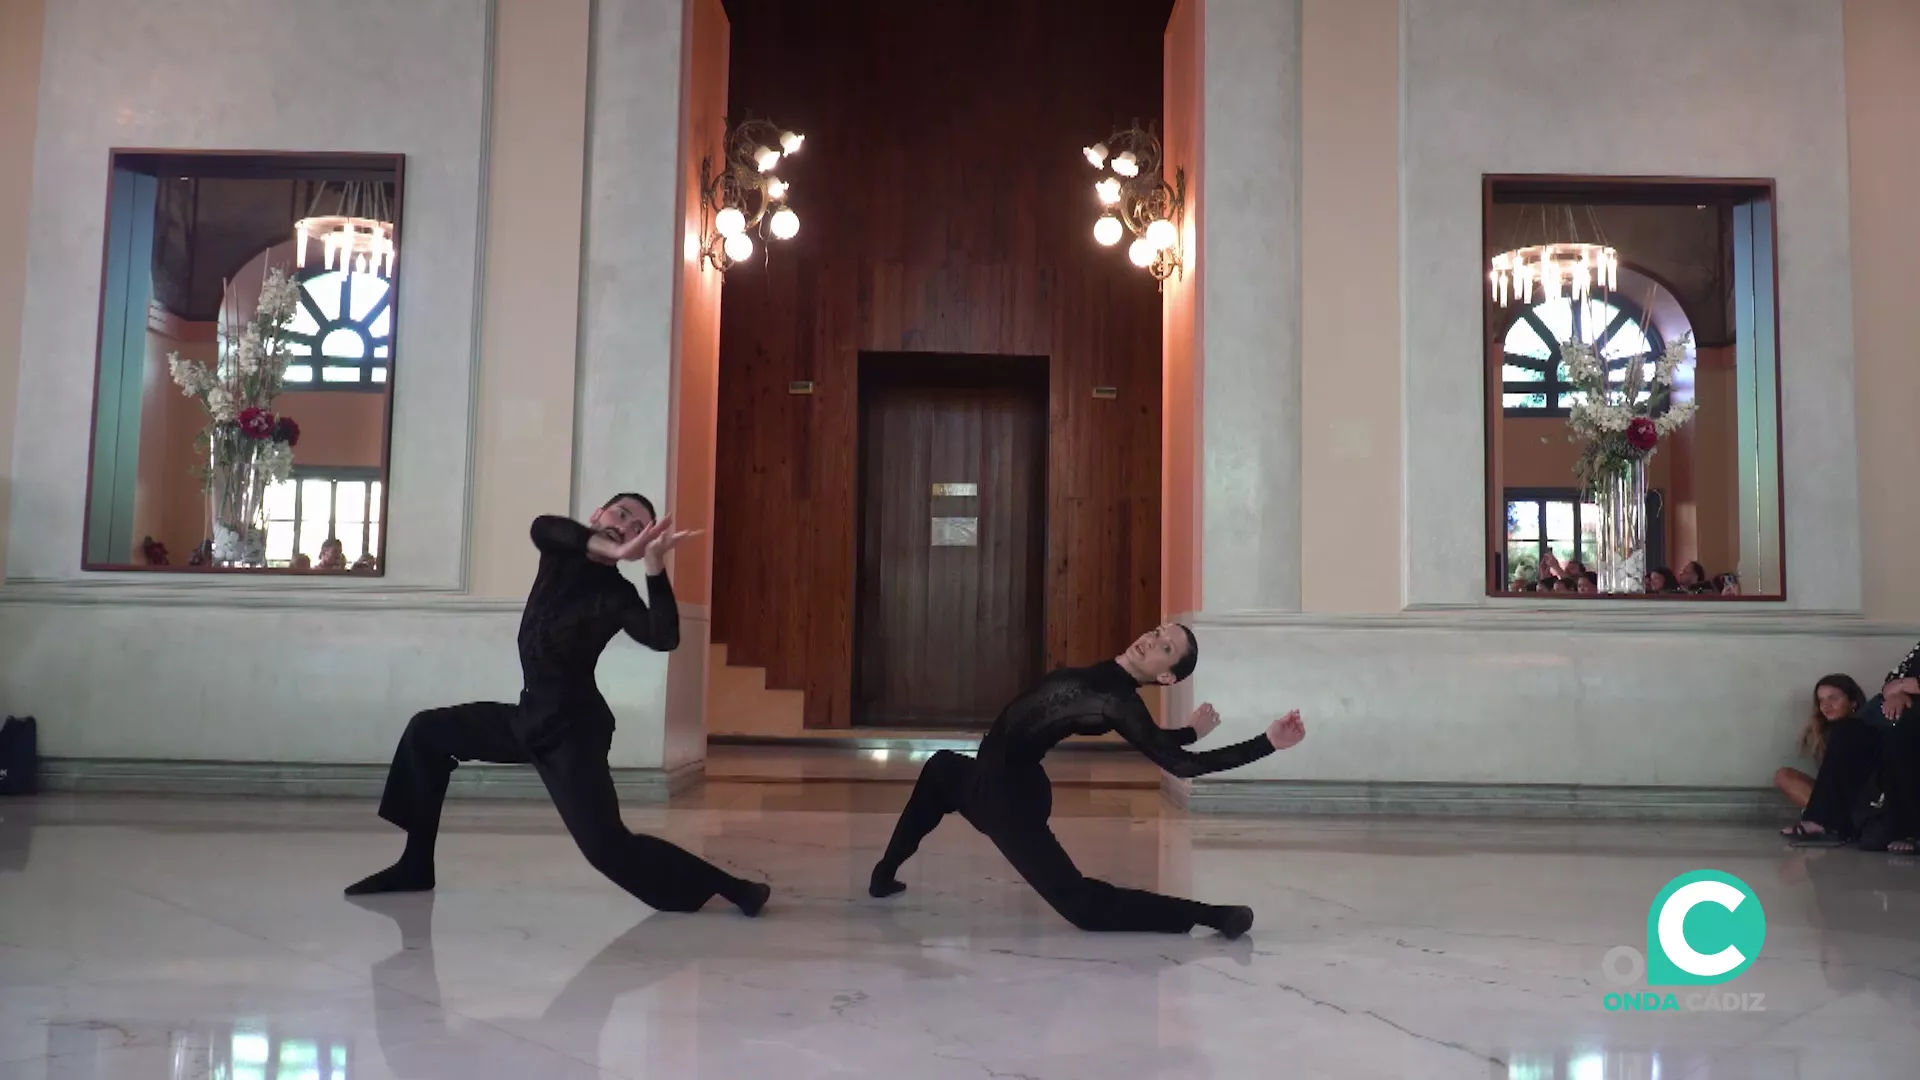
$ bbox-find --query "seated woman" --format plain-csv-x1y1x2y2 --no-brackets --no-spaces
1779,674,1872,842
1677,561,1713,594
1646,566,1680,594
1874,642,1920,853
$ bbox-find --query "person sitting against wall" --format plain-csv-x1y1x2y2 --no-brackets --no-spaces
1577,571,1599,594
1871,642,1920,854
1646,566,1680,594
291,553,313,572
1677,561,1713,594
1778,675,1874,843
317,538,348,572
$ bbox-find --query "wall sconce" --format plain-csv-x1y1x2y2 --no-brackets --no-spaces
698,116,805,272
1083,122,1185,286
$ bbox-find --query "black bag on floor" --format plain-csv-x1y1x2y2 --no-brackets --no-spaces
0,717,38,796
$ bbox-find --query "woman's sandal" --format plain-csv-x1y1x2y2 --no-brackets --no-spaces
1782,821,1845,846
1889,838,1917,855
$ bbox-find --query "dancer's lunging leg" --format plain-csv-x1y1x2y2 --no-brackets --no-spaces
869,622,1306,936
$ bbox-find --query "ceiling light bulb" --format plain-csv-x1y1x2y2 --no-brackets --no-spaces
1128,237,1155,268
715,206,746,238
766,177,789,200
724,232,754,263
754,146,781,172
770,208,799,240
1111,151,1140,178
1093,216,1123,247
1084,143,1109,169
1146,218,1177,250
1095,178,1122,205
779,130,804,154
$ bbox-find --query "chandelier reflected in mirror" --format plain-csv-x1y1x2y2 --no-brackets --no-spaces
1489,206,1617,308
293,181,396,279
1083,122,1185,286
698,116,804,273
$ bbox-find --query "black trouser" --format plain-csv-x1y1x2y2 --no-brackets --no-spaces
1801,721,1885,835
376,699,747,911
877,749,1221,933
1880,720,1920,842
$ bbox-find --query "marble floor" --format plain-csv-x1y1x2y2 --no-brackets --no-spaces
3,787,1919,1079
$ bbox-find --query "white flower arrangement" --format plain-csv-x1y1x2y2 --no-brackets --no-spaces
1562,332,1699,493
166,266,306,558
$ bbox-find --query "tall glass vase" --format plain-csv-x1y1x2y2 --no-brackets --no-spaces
207,436,268,567
1594,458,1648,594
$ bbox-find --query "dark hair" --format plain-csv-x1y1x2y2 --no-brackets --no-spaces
1683,560,1706,582
1648,566,1676,592
1803,674,1867,763
1582,571,1599,586
1170,624,1199,682
603,492,657,522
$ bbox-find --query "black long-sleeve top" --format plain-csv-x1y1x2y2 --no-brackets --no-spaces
517,516,680,692
976,660,1274,779
1887,640,1920,690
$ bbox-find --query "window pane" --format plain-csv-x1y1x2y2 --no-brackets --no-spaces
1602,320,1652,360
370,305,391,338
322,365,361,383
1504,392,1548,410
369,481,383,523
264,479,297,519
371,366,388,383
367,522,381,559
1502,363,1544,383
285,304,321,336
309,273,346,320
1534,299,1573,347
320,327,365,360
1504,319,1552,361
284,365,314,383
336,482,368,524
1506,500,1540,541
285,341,313,356
1579,502,1601,563
1545,501,1576,542
350,276,390,323
299,518,331,559
1506,543,1539,582
265,523,295,563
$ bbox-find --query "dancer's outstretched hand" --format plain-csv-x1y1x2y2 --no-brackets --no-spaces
1187,703,1221,739
638,514,703,574
1266,710,1305,751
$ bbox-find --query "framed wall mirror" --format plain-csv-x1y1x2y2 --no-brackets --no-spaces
1483,176,1784,600
82,150,402,574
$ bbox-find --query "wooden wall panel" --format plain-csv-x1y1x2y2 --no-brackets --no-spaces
713,0,1171,727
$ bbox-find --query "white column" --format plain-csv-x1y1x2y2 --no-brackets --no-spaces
576,0,691,769
1198,0,1303,614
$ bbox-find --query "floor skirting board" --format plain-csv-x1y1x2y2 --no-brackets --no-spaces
34,758,704,804
1170,778,1794,821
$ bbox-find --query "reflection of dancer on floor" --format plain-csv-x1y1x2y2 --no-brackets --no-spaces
869,623,1304,937
346,494,770,917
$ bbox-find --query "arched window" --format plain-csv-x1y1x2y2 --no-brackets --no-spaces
1501,295,1663,417
280,269,391,388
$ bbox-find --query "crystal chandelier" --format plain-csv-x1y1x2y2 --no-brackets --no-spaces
1083,122,1185,286
1488,206,1616,308
699,116,804,272
294,181,396,279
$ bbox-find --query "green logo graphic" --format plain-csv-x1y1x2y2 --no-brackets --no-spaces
1644,869,1766,986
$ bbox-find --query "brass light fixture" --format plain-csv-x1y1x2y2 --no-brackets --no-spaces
698,116,804,272
1083,122,1185,286
1489,206,1618,308
293,181,396,279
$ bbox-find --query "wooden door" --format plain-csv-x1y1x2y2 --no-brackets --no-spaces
854,355,1047,727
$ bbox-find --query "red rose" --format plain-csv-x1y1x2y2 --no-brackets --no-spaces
274,416,301,447
1626,416,1658,452
238,407,276,440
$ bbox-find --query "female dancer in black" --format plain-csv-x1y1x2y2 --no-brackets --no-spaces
868,623,1305,937
344,493,770,916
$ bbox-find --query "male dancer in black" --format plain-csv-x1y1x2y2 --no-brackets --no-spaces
345,493,770,916
868,622,1304,937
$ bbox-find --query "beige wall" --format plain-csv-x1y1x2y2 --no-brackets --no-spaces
1162,0,1201,618
468,0,592,598
0,0,44,580
1848,0,1920,621
1299,0,1401,612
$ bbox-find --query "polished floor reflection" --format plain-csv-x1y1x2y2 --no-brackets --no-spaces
3,788,1919,1079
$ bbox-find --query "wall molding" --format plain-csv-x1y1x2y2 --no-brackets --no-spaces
1169,776,1790,822
0,579,712,619
38,756,705,804
1185,605,1917,639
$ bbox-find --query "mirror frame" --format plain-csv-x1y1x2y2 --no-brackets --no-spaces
80,149,405,575
1480,174,1788,602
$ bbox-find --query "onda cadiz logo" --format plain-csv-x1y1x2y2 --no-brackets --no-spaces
1600,870,1768,1013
